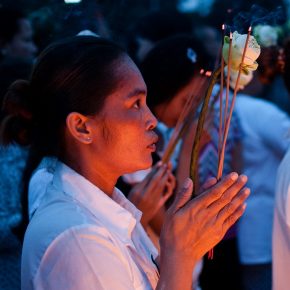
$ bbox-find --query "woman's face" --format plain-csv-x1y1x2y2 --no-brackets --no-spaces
90,56,158,175
154,76,204,128
4,18,38,60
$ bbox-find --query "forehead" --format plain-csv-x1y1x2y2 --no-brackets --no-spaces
94,55,147,115
111,56,147,97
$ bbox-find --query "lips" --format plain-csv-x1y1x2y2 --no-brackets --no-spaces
147,134,159,151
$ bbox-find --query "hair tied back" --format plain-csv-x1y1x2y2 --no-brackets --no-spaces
0,79,33,145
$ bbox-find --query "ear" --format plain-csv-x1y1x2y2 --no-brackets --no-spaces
66,112,92,144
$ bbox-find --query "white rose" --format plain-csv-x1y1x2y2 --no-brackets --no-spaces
224,66,253,90
253,25,278,47
223,31,261,74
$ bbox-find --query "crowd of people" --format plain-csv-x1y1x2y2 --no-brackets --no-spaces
1,1,290,290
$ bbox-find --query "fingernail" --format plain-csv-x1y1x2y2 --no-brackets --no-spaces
244,188,250,196
184,178,192,189
157,161,162,167
240,175,248,182
242,203,247,210
230,172,238,181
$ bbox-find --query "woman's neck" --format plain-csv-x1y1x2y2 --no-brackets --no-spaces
62,156,118,197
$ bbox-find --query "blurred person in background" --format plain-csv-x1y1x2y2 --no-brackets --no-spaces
0,8,38,100
127,11,192,64
0,7,37,290
140,34,242,290
272,37,290,290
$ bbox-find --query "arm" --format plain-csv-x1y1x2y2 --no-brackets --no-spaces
256,102,290,158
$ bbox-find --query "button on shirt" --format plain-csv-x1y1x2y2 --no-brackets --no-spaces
22,161,159,290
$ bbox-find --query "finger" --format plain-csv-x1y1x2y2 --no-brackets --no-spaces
155,169,175,198
163,179,176,199
164,174,176,196
222,203,247,235
217,187,250,223
207,175,248,213
167,161,173,171
145,164,168,193
157,191,174,210
142,161,163,186
196,172,240,207
199,177,217,193
169,178,193,214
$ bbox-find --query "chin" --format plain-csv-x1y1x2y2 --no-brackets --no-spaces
124,156,153,174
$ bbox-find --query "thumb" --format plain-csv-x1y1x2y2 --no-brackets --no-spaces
170,178,193,214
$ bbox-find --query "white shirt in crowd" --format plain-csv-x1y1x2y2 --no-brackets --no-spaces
235,95,290,265
273,146,290,290
22,161,159,290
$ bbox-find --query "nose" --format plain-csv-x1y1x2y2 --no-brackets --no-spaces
145,106,158,131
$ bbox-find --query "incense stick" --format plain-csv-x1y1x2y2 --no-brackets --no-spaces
217,24,226,179
217,32,233,179
217,27,252,177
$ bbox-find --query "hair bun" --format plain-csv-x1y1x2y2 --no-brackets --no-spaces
0,79,33,145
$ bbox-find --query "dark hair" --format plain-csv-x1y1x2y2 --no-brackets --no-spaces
0,36,127,239
133,11,192,43
257,46,284,84
0,8,25,47
127,11,192,62
140,34,212,110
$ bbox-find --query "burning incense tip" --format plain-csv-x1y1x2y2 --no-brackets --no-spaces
248,26,252,32
222,24,225,30
230,32,233,39
200,69,205,75
205,71,212,77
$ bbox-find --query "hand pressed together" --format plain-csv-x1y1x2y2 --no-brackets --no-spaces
128,161,176,227
157,173,249,290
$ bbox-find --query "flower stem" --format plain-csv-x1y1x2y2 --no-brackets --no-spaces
190,67,221,194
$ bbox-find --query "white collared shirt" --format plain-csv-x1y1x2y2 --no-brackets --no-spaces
235,95,290,264
22,161,159,290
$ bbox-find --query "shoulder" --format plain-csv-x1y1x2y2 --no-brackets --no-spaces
25,185,114,251
22,189,122,282
236,94,288,115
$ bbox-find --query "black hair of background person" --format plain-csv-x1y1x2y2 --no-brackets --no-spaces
0,8,35,119
127,10,192,63
139,34,212,111
0,9,25,55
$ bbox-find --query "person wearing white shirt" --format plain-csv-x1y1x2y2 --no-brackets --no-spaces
273,147,290,290
235,94,290,290
1,36,249,290
272,37,290,290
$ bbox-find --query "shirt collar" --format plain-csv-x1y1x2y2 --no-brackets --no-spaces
52,161,142,243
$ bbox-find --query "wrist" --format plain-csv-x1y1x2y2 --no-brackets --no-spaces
157,254,196,290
